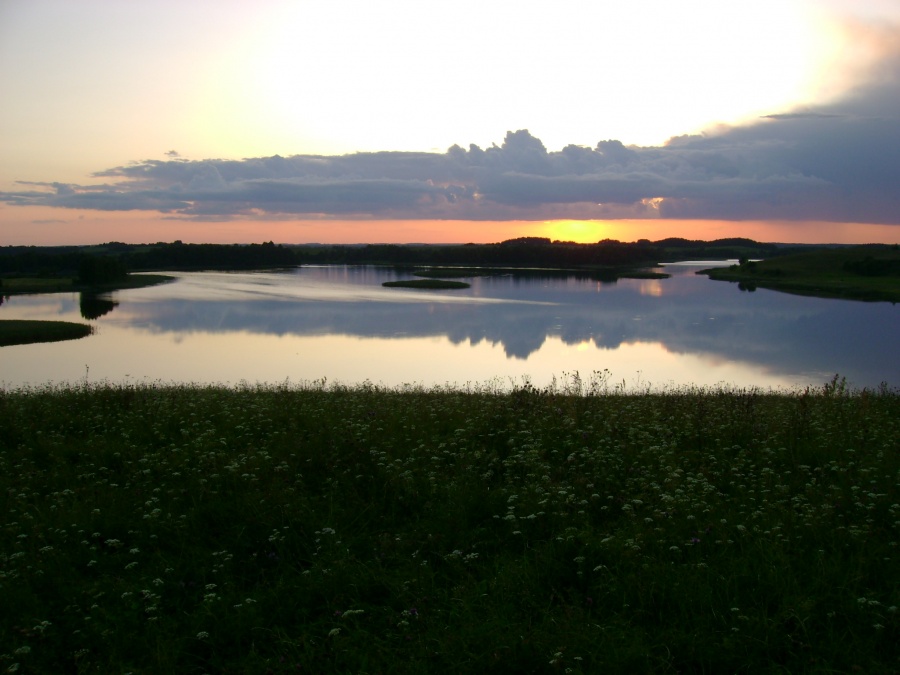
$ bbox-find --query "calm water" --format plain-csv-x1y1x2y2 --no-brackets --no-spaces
2,264,898,391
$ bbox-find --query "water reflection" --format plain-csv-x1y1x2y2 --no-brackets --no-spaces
1,265,897,390
80,293,118,320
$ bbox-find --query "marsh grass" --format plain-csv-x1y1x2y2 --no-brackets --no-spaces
1,376,898,673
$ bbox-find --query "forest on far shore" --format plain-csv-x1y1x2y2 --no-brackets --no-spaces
0,237,835,277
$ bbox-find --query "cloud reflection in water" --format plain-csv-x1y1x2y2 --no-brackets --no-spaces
1,265,897,390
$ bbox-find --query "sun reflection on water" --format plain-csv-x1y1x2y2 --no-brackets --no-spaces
637,279,664,297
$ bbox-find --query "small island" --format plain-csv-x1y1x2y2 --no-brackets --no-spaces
0,319,93,347
382,279,471,289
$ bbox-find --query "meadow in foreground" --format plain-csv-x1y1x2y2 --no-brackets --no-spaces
1,376,898,673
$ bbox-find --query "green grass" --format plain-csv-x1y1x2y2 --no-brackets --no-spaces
383,279,471,289
1,376,898,673
701,245,900,302
0,320,93,347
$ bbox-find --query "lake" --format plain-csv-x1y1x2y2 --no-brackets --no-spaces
2,263,898,392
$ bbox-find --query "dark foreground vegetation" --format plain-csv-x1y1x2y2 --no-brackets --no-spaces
702,244,900,302
1,377,897,673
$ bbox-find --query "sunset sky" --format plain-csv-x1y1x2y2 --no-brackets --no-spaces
2,0,900,245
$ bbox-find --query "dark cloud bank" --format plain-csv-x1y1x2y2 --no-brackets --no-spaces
5,54,900,226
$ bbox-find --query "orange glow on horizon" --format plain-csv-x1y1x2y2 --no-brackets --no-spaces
542,220,607,243
1,205,898,246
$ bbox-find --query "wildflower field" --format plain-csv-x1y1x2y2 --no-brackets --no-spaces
1,376,898,673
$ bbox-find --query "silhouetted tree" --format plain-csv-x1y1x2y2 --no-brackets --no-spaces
78,254,127,285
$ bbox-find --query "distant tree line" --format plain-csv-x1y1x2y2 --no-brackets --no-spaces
0,237,805,278
124,241,298,270
78,255,127,285
297,240,655,268
296,237,790,269
0,247,85,277
0,241,299,277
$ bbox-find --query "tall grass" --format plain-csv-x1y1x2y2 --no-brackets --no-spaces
1,376,897,673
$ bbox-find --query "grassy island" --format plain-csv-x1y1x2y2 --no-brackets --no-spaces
701,245,900,302
0,319,92,346
383,279,471,289
1,378,897,673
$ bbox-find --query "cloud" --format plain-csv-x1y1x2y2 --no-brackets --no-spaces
760,112,844,120
3,35,900,226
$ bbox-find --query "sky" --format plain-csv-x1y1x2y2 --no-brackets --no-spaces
2,0,900,246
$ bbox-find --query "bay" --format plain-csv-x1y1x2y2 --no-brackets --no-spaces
1,263,897,391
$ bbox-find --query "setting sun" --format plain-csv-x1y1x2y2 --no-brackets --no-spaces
542,221,609,243
2,2,900,245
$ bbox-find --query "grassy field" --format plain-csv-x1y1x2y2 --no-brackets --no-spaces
0,320,92,347
1,376,897,673
701,245,900,302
